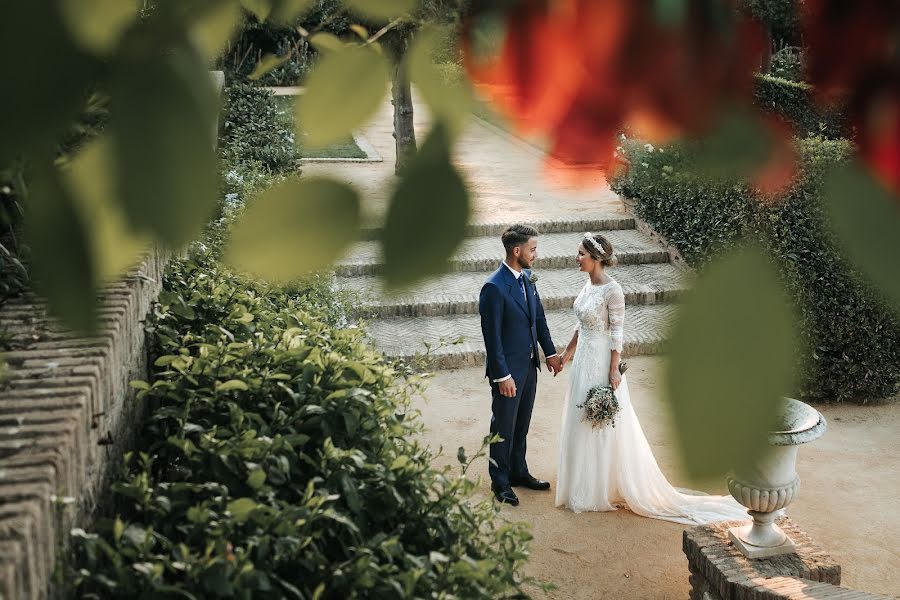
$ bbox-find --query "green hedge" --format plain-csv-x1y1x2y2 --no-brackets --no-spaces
752,74,847,139
67,216,536,597
612,137,900,403
219,84,297,173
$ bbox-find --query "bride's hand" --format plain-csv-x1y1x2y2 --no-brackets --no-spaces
609,368,621,391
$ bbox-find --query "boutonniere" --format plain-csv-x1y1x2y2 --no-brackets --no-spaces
529,271,539,284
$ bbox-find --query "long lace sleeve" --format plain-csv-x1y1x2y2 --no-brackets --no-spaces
606,283,625,353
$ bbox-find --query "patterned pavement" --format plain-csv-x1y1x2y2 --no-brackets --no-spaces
338,262,692,317
364,304,679,369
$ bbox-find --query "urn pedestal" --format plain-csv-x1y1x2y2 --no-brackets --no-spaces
726,398,827,559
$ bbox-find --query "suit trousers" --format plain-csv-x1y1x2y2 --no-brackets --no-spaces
488,363,538,487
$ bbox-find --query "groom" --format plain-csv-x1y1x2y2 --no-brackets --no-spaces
479,224,562,506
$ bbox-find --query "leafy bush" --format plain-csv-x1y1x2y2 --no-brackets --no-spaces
67,212,536,598
612,136,900,403
753,75,847,139
768,46,804,82
219,84,297,173
738,0,801,46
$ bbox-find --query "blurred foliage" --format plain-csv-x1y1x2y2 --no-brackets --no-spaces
738,0,802,46
0,0,472,333
667,245,793,480
68,192,538,598
613,136,900,403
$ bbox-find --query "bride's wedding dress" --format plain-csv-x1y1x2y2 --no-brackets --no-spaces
555,280,747,524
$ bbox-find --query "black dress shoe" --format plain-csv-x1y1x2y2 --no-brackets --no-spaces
491,484,520,506
509,474,551,491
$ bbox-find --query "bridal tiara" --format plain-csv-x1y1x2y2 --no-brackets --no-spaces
583,232,610,257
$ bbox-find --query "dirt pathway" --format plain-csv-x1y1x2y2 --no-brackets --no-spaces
414,358,900,598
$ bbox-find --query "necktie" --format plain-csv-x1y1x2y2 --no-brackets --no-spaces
518,275,527,304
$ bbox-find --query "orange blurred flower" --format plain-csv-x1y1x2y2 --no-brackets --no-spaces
463,0,766,173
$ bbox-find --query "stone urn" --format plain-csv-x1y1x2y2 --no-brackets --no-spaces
726,398,827,559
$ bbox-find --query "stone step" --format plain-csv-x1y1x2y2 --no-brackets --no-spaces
358,214,634,240
339,262,692,318
337,229,669,276
365,303,678,369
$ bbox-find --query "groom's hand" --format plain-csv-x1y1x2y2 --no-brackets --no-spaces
547,355,563,376
498,378,517,397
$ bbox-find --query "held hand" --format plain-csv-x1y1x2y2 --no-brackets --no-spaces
609,368,622,391
560,351,571,368
547,355,563,376
498,378,517,398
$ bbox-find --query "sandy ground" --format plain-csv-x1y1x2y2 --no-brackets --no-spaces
413,357,900,599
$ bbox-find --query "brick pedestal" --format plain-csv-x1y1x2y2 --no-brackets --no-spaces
684,516,891,599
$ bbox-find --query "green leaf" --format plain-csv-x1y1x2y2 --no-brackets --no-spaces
25,161,98,333
407,26,472,139
249,53,289,81
154,355,181,367
456,446,467,464
247,469,267,490
825,163,900,311
110,38,218,246
227,176,361,281
59,0,138,55
226,498,258,523
217,379,249,392
63,137,150,282
0,4,101,163
382,122,470,288
130,380,151,391
343,0,416,20
666,245,794,480
299,45,389,147
240,0,271,21
112,518,125,543
390,455,409,470
270,0,315,23
189,0,242,59
308,32,343,53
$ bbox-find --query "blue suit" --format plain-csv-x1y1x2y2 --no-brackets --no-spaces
479,263,556,487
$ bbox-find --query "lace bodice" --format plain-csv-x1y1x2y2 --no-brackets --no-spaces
573,279,624,352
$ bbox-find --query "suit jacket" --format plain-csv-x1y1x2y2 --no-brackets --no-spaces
479,263,556,382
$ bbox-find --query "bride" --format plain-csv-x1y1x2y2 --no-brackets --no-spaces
555,233,747,524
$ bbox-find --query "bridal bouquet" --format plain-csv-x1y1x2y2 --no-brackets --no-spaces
576,362,628,429
577,385,620,429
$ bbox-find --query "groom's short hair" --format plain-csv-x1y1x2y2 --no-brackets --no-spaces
502,224,539,252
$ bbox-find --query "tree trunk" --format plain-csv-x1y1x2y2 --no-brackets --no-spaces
761,26,774,74
391,60,417,175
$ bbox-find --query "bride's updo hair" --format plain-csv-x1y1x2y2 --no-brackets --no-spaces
582,233,617,267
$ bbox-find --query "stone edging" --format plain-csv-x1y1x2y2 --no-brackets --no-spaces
620,194,691,270
0,250,167,599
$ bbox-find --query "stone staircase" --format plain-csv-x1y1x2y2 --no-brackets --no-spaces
336,214,690,368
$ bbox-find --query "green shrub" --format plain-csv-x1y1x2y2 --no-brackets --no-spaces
612,136,900,403
219,84,297,173
738,0,801,45
67,213,536,598
768,46,804,82
753,74,847,139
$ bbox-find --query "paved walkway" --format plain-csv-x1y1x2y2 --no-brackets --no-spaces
305,97,900,598
304,96,685,367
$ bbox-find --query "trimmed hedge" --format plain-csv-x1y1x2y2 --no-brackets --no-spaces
612,136,900,403
752,74,847,139
219,84,297,173
67,213,537,597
